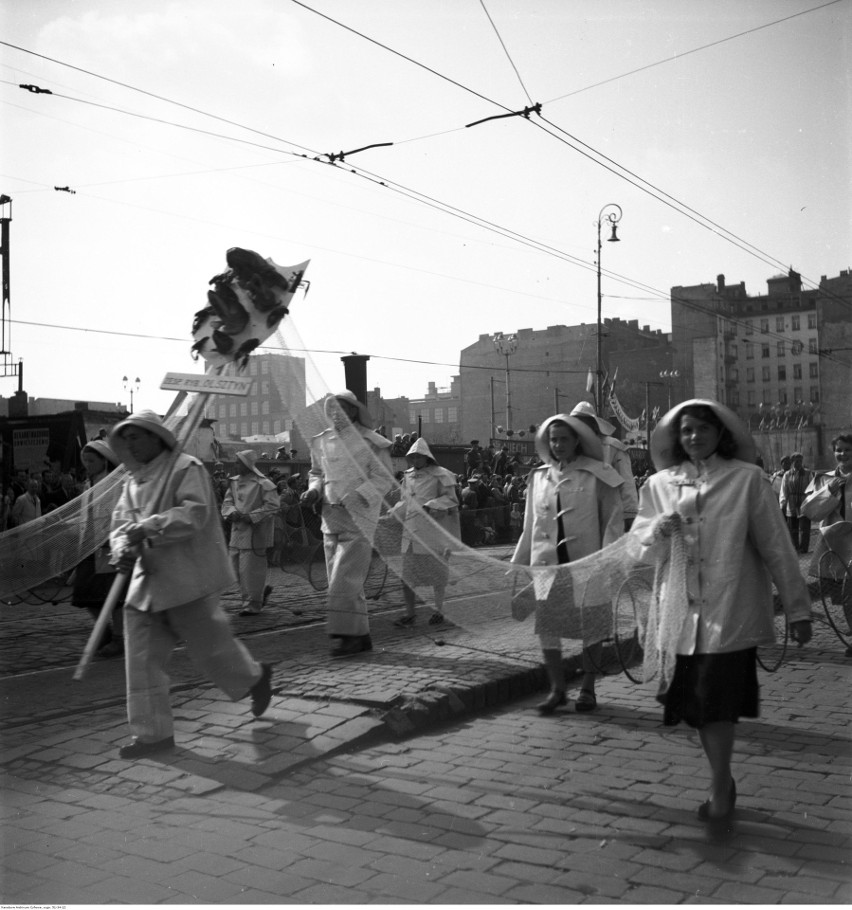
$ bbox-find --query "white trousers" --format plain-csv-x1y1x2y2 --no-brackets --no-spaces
229,547,268,610
322,506,372,638
124,595,262,742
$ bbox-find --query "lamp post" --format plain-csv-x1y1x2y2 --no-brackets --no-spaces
492,332,517,435
659,369,680,410
123,375,140,414
595,203,622,412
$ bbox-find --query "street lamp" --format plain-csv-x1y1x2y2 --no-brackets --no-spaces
596,203,622,412
492,332,517,434
123,375,140,413
659,369,680,410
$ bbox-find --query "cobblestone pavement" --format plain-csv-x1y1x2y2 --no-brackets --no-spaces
1,546,850,903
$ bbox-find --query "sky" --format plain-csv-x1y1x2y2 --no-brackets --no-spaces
1,0,850,417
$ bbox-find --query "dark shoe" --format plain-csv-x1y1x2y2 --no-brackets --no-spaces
239,606,262,616
250,663,273,717
698,778,736,821
394,615,416,628
575,689,598,713
330,635,372,658
118,736,175,759
536,690,567,715
428,612,445,626
262,584,273,605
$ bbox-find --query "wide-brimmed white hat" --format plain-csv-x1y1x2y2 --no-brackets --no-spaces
325,390,374,428
110,410,176,467
651,398,756,469
236,449,266,478
535,414,604,465
82,439,119,467
406,436,437,464
569,400,616,436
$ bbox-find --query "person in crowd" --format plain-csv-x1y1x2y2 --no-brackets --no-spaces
390,437,460,627
570,401,639,531
11,477,42,526
780,452,814,553
300,390,394,657
0,481,12,531
802,432,852,655
108,410,272,759
465,440,483,478
770,455,791,504
72,439,126,659
631,399,811,821
511,413,624,715
492,444,510,476
40,469,72,513
221,450,279,616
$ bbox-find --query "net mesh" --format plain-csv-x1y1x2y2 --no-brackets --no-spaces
1,303,690,686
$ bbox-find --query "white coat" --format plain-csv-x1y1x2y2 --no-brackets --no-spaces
393,462,460,555
631,455,811,655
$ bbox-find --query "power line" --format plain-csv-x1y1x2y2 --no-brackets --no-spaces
478,0,533,106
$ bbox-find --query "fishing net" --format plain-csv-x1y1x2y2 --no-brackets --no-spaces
0,252,692,687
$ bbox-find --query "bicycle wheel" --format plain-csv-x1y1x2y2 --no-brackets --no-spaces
614,575,649,684
818,550,852,648
757,606,788,673
307,542,328,592
364,551,388,600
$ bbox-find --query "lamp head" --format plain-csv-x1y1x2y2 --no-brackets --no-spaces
608,223,620,242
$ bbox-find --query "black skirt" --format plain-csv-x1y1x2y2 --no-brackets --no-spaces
657,648,759,728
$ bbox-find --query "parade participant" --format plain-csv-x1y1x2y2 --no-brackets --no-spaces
389,437,460,627
300,391,394,657
780,452,814,553
631,400,811,821
802,433,852,654
71,440,125,658
511,413,624,714
570,400,639,531
221,450,278,615
109,410,272,759
11,477,42,526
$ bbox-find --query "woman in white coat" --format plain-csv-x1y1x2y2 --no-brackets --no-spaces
511,414,624,714
632,400,812,821
390,437,460,626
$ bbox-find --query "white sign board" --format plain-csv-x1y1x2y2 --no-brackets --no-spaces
13,428,51,473
160,372,254,396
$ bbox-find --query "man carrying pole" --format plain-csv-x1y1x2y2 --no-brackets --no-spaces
108,410,272,759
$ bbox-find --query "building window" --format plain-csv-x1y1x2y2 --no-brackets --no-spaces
778,366,786,381
730,368,739,381
745,320,753,335
241,421,248,436
261,360,269,374
730,343,738,358
230,403,237,418
794,387,802,402
809,362,818,378
808,313,817,329
251,401,258,416
409,410,417,424
745,343,754,359
776,316,785,332
761,344,770,358
448,407,458,422
793,363,802,380
746,367,754,382
747,390,756,406
760,318,769,333
729,389,739,406
240,402,248,417
791,315,800,331
777,341,785,357
261,400,269,415
762,366,770,382
261,381,270,394
808,338,817,354
778,390,787,405
251,421,259,435
219,404,227,419
248,360,257,376
810,387,820,403
434,408,444,423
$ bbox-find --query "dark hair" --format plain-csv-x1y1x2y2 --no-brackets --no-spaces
671,405,737,462
831,433,852,449
547,419,583,458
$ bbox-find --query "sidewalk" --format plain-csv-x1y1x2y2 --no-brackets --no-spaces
1,546,850,902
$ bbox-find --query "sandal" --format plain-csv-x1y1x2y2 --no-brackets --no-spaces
393,615,416,627
575,689,597,713
428,612,445,626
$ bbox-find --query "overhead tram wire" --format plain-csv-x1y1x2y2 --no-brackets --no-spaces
478,0,534,106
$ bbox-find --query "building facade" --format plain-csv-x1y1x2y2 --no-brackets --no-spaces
670,269,852,469
206,352,306,442
459,320,672,445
